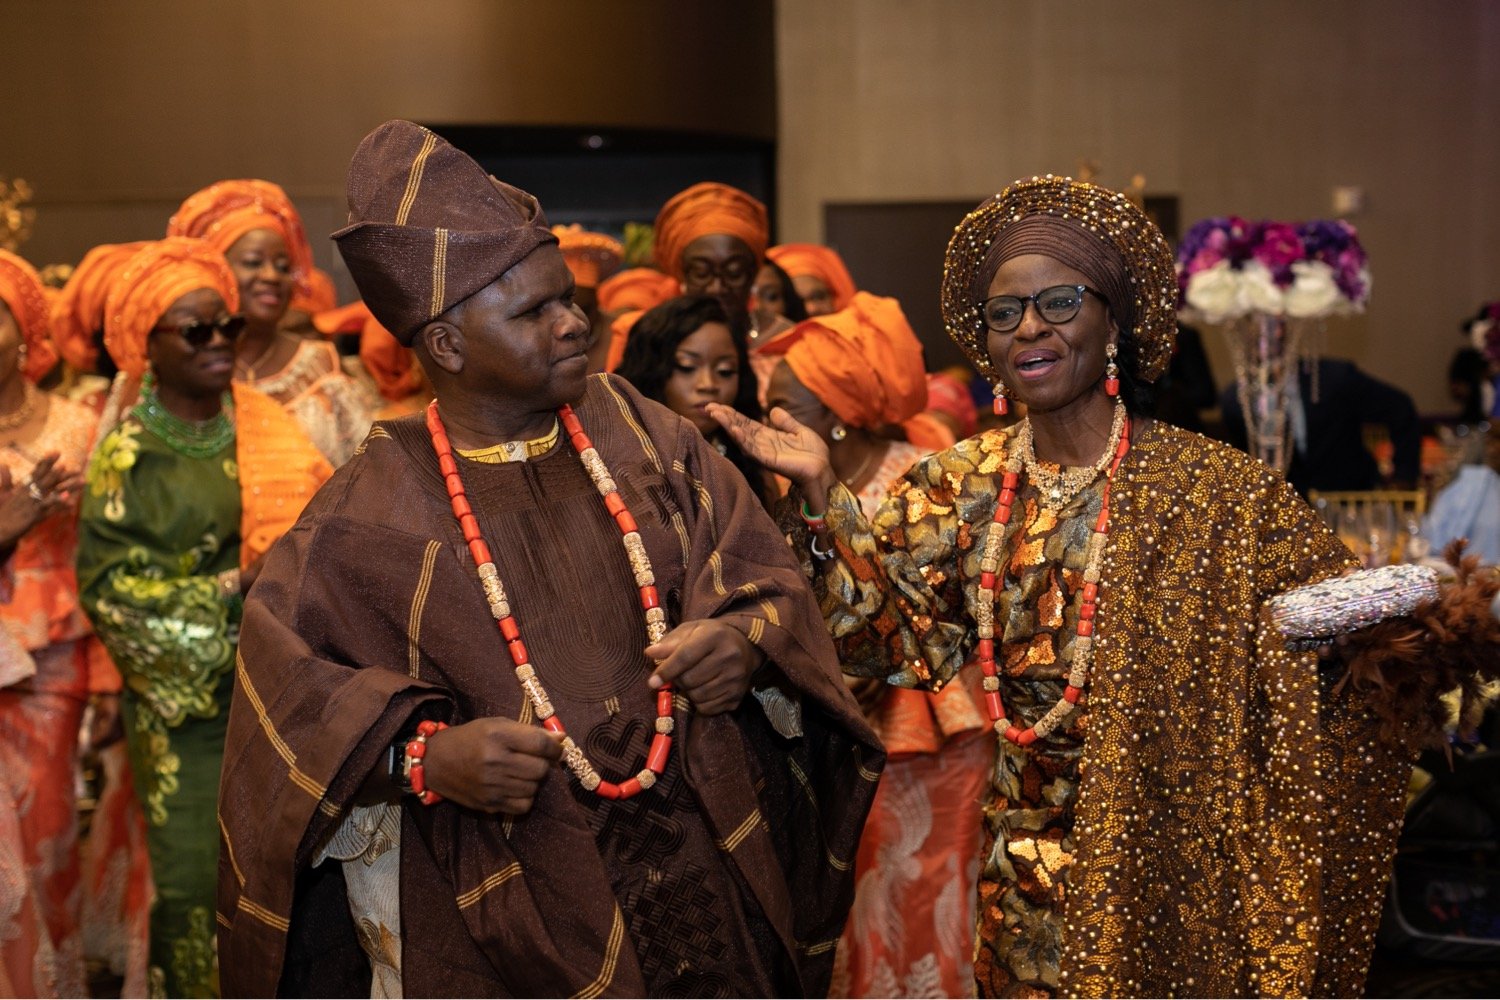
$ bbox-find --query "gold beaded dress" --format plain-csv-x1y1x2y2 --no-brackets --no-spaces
814,418,1411,998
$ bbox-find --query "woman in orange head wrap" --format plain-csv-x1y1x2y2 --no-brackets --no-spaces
767,243,858,316
50,242,148,382
0,248,100,999
77,237,330,998
758,290,988,1000
654,182,769,311
312,300,432,419
169,179,375,466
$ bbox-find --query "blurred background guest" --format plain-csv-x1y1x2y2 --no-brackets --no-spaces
48,242,148,409
594,266,683,372
614,294,777,508
0,248,95,999
750,256,808,340
767,242,858,317
167,180,376,466
1219,355,1421,494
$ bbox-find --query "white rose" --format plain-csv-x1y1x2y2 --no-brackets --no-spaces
1185,262,1243,323
1236,261,1285,316
1284,260,1341,318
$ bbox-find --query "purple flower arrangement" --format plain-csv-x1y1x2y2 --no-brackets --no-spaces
1176,217,1370,322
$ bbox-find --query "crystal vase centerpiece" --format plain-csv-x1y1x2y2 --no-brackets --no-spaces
1176,217,1371,471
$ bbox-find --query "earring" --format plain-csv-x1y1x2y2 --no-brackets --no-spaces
830,424,847,442
1104,343,1120,398
992,380,1009,416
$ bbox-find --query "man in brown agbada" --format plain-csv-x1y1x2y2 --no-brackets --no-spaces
216,120,882,997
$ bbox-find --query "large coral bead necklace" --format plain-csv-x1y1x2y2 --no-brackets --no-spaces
426,401,674,800
976,409,1131,747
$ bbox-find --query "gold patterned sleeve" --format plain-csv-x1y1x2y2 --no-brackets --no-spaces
815,432,1005,689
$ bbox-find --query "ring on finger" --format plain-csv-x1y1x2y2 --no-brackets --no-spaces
26,481,46,503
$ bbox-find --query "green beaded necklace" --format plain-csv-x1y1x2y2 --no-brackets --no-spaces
133,375,235,459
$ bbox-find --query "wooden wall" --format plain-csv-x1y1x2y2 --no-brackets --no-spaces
776,0,1500,411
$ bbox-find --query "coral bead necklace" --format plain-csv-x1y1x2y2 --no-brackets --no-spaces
426,400,674,800
976,406,1131,747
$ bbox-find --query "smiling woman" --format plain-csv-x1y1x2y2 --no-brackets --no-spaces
614,294,775,509
76,237,330,998
711,176,1490,997
168,180,376,466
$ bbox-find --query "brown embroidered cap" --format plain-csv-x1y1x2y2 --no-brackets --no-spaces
333,120,557,345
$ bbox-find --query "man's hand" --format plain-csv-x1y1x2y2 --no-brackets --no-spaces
422,718,563,814
646,619,763,716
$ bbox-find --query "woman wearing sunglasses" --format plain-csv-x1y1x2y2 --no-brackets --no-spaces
75,238,330,997
712,178,1489,997
169,179,376,467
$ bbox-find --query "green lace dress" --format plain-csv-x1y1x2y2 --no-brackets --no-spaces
76,410,241,998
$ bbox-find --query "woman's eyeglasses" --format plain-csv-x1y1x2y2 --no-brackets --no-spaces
979,285,1107,334
151,314,247,349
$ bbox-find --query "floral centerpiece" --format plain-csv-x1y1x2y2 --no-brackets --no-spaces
1176,217,1371,471
1176,217,1370,322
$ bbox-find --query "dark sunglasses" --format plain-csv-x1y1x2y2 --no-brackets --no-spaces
151,314,247,349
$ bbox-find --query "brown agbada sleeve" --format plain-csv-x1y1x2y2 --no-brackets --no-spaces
217,373,882,997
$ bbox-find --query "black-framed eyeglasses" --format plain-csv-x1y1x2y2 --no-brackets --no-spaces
979,284,1107,334
150,314,247,349
682,256,756,286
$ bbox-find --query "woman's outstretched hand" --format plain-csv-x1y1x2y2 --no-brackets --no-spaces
706,403,837,504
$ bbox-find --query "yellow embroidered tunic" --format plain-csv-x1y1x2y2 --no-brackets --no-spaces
817,419,1410,997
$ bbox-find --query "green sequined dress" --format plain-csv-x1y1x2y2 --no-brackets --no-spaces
76,414,242,998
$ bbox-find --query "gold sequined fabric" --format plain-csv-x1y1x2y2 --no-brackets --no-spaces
819,419,1412,997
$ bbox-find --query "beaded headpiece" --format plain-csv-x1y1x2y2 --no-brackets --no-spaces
940,175,1178,383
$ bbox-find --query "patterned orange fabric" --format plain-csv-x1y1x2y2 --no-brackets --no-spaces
653,182,768,280
768,243,858,312
102,238,240,378
925,370,979,439
596,267,679,315
167,179,313,295
316,302,422,403
604,308,643,373
552,224,623,289
49,243,148,373
290,265,337,315
902,411,957,452
231,382,333,570
758,291,928,430
0,249,60,382
0,396,99,654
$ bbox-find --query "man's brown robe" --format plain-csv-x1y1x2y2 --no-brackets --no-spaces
217,373,883,996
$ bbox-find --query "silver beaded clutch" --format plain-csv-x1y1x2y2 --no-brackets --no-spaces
1269,564,1441,651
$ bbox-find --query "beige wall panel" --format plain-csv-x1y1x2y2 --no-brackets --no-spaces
777,0,1500,412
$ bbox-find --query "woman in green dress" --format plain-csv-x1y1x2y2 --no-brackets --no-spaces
76,238,331,997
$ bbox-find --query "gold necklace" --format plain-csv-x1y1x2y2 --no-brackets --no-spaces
840,439,883,490
1015,402,1127,512
236,335,281,383
455,420,561,463
0,383,38,432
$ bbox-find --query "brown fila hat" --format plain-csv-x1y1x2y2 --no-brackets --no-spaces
333,120,557,344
